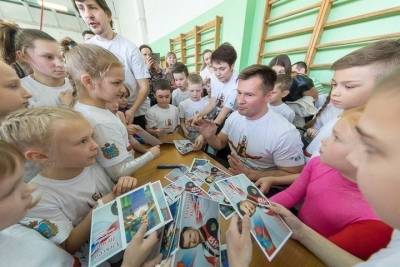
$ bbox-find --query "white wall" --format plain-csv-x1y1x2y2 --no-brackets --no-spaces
115,0,224,45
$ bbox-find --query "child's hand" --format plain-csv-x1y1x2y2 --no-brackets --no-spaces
58,89,77,107
269,202,307,241
149,145,160,158
226,215,252,267
306,128,317,138
255,177,276,193
113,176,138,196
121,223,160,267
193,135,205,151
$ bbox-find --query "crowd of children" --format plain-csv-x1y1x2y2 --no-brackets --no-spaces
0,0,400,266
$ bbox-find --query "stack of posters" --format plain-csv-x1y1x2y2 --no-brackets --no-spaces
173,140,194,155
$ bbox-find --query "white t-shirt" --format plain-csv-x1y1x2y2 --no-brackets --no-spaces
22,163,114,244
21,76,71,107
0,224,75,267
179,97,209,119
354,229,400,267
313,103,343,131
306,116,339,157
221,110,304,170
172,88,190,107
145,104,179,133
268,103,295,123
210,72,238,110
200,67,213,81
87,34,151,116
75,102,131,168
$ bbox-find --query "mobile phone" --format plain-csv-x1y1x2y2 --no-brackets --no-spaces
152,52,161,63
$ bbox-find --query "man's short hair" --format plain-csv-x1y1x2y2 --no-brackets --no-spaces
172,62,189,76
81,30,94,37
139,44,152,53
179,227,191,249
153,79,171,92
292,61,308,73
187,73,203,85
332,40,400,75
211,42,237,66
73,0,114,28
238,64,277,93
275,74,293,92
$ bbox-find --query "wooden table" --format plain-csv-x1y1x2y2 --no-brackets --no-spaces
134,133,326,267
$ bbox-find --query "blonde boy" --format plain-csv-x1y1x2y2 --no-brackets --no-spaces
145,79,179,137
268,74,295,123
179,73,208,141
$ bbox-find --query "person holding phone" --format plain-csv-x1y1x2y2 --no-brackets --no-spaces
139,44,167,106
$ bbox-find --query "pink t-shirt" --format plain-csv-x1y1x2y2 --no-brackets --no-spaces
270,157,381,237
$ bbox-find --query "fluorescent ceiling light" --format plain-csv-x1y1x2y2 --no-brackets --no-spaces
36,0,68,12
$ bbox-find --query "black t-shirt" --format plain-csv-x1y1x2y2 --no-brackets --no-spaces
283,74,314,102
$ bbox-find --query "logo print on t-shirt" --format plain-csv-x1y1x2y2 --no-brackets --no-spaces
229,135,262,160
26,219,59,239
101,143,120,159
216,94,225,108
166,119,172,127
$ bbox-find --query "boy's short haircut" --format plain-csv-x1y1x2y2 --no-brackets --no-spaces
292,61,308,73
238,64,277,93
172,62,189,76
331,40,400,77
73,0,113,27
211,42,237,66
81,29,94,37
139,44,152,53
275,74,293,92
187,73,203,86
0,141,23,178
153,79,171,92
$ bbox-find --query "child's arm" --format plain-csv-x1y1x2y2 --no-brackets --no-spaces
129,136,149,154
180,118,189,137
194,97,217,120
62,211,92,254
214,106,232,125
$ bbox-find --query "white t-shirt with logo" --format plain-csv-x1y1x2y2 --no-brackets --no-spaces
210,72,238,110
145,104,179,133
0,224,75,267
268,103,295,123
75,102,131,169
21,76,71,107
179,97,209,119
87,34,151,116
354,229,400,267
221,110,304,170
22,163,114,245
172,88,190,107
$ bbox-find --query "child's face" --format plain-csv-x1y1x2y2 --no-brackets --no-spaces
75,0,112,36
212,61,233,83
347,94,400,228
268,85,287,105
0,62,31,118
330,65,377,110
188,83,203,101
47,118,99,169
155,89,171,108
140,47,152,59
0,158,37,230
24,40,65,80
203,52,212,67
292,65,306,75
320,119,357,180
203,78,211,95
173,72,188,89
118,87,129,109
167,54,176,66
93,66,125,104
181,228,200,248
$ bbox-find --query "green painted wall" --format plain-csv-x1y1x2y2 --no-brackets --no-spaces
151,0,400,91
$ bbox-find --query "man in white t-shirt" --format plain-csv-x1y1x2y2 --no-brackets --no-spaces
74,0,150,128
195,65,304,181
145,80,179,137
195,43,239,125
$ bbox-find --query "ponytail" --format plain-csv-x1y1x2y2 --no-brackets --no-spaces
0,21,20,64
